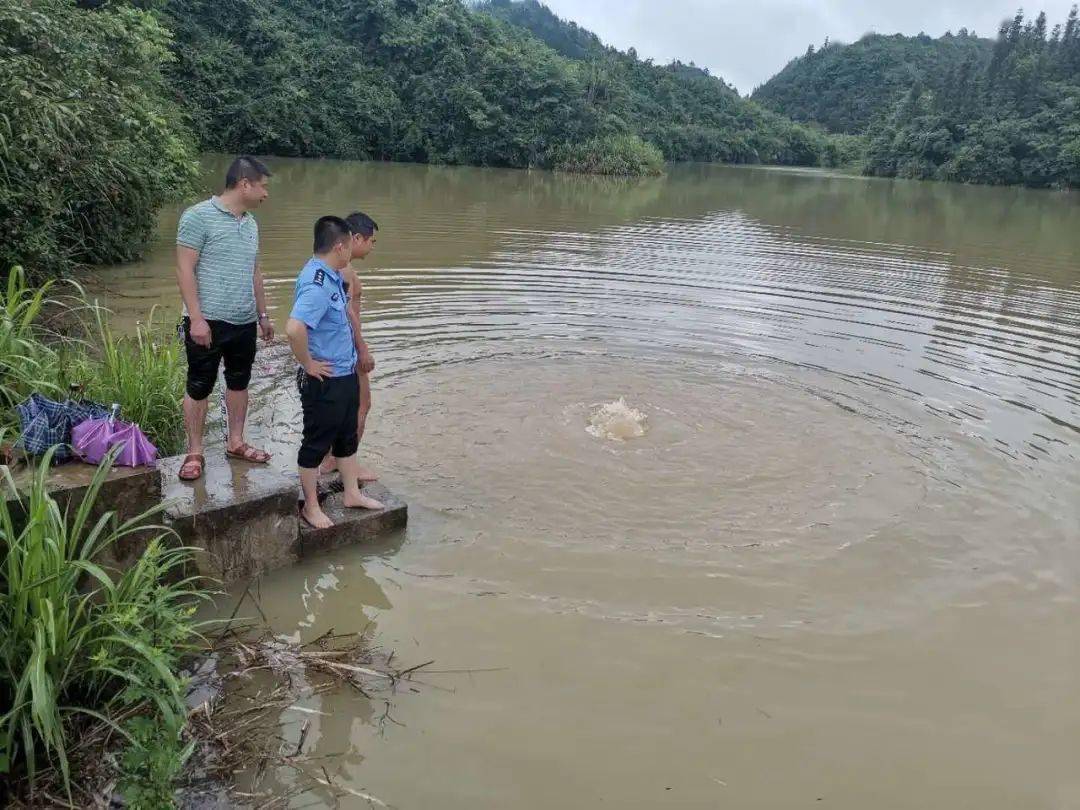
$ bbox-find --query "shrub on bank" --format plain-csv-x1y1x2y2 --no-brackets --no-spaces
821,133,868,169
548,135,666,176
0,446,205,802
0,0,197,277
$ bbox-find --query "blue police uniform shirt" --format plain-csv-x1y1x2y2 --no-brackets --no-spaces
290,257,357,377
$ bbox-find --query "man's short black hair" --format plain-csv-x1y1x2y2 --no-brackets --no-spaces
344,211,379,239
313,216,352,254
225,156,272,189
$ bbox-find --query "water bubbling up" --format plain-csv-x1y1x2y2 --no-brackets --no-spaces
586,398,648,441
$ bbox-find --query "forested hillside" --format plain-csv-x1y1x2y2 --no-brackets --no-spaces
752,32,994,134
866,9,1080,186
165,0,839,168
753,8,1080,188
475,0,607,60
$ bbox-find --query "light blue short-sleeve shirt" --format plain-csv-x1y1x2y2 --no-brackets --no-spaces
176,197,259,324
290,258,357,378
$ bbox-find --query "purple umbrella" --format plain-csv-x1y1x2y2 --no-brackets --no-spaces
72,405,157,467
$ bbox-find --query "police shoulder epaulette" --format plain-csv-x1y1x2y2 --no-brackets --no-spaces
313,268,325,286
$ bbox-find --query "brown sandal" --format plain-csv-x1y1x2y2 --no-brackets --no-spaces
178,453,205,481
225,443,271,464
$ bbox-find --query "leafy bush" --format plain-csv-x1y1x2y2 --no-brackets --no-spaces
0,0,197,277
548,134,665,176
0,446,205,793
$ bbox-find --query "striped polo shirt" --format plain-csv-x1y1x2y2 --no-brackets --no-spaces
176,196,259,324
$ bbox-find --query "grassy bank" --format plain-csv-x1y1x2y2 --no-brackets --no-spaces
0,267,185,457
0,448,206,806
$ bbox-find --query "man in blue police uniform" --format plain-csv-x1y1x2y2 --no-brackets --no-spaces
286,216,384,529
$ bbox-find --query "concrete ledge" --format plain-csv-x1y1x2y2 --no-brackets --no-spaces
159,456,302,582
296,482,407,557
5,462,161,568
3,453,408,584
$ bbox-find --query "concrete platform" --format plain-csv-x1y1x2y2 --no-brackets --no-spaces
2,454,407,584
4,462,161,561
296,481,408,557
161,457,407,581
159,455,302,582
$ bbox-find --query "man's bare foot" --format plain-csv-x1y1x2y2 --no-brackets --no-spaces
356,464,379,482
343,492,385,510
319,456,339,475
300,504,334,529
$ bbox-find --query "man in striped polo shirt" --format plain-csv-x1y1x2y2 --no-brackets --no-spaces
175,156,274,481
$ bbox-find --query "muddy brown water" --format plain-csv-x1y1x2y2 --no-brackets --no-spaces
93,156,1080,808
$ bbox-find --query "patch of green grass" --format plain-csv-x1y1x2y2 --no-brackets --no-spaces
1,267,186,456
75,305,187,458
0,444,206,797
0,268,62,433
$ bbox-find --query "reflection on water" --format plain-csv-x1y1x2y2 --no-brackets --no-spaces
97,157,1080,808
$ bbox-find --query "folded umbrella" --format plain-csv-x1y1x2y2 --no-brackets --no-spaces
110,421,158,467
14,394,111,462
72,405,158,467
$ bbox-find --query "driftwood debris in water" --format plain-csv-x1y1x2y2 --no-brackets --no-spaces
180,625,432,808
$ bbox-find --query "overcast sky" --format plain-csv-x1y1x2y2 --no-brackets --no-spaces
539,0,1079,93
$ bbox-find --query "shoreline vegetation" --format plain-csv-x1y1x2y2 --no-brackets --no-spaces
0,268,185,457
0,445,206,807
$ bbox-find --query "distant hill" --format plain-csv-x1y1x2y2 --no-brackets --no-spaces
476,0,715,81
465,0,838,165
752,9,1080,188
474,0,607,60
752,31,994,134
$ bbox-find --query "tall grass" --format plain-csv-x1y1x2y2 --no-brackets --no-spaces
0,268,62,432
0,443,205,794
0,267,186,456
76,306,187,458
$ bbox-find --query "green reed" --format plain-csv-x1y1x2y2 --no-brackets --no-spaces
0,266,186,456
0,443,206,795
0,268,62,432
76,305,187,458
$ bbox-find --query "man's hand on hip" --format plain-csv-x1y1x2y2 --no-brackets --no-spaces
304,359,334,381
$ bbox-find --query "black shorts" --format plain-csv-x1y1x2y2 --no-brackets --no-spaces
297,370,359,468
182,318,257,401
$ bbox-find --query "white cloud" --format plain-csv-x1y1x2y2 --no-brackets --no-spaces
539,0,1079,93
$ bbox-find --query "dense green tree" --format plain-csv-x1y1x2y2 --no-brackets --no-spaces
0,0,197,276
